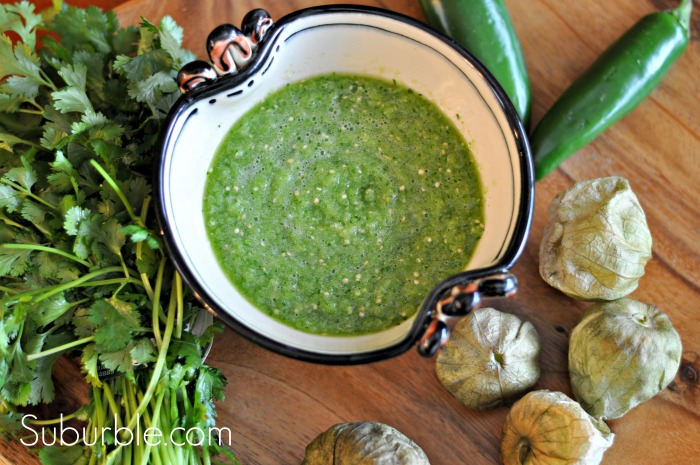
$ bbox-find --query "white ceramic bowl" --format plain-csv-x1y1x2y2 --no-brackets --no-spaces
156,5,534,364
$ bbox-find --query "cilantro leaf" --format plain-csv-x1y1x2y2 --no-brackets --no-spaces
51,6,118,55
98,345,134,374
120,224,161,250
52,64,94,115
46,151,77,193
28,293,72,327
53,87,93,115
40,127,68,151
0,410,24,440
4,75,40,100
130,337,157,365
27,332,74,404
33,250,78,283
5,163,37,191
168,332,203,372
0,93,23,113
20,199,48,228
87,298,142,353
80,343,100,386
193,366,228,428
0,36,43,86
101,218,126,257
58,62,88,90
128,70,178,106
0,184,21,212
0,244,31,277
0,341,33,406
71,50,107,103
63,205,89,236
38,444,89,465
156,16,195,67
71,306,96,339
1,2,43,48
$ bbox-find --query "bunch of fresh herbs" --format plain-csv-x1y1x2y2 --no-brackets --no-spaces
0,2,237,464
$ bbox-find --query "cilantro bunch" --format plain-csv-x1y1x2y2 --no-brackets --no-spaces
0,2,238,464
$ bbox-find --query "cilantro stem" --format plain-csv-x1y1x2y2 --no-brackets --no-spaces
102,381,123,430
0,178,57,211
151,257,166,348
203,444,212,465
39,68,58,92
137,389,163,465
175,271,183,339
1,243,92,268
30,265,133,302
125,377,139,427
90,160,141,226
125,271,177,432
26,409,82,425
18,108,43,116
25,98,44,113
26,335,94,361
137,196,154,301
93,387,106,461
0,215,27,230
84,277,143,288
124,441,133,464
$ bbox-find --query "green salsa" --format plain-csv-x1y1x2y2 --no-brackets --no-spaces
203,74,484,336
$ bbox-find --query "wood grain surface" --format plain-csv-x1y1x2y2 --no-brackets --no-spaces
1,0,699,464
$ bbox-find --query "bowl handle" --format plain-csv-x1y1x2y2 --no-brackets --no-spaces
176,9,275,93
416,273,518,357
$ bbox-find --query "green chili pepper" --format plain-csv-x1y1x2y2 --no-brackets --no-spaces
418,0,531,128
531,0,692,180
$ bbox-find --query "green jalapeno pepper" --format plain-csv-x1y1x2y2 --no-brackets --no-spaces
531,0,692,180
418,0,531,128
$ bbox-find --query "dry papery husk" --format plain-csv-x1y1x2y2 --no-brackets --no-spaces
302,421,430,465
435,307,540,410
501,390,614,465
539,176,652,300
569,298,682,419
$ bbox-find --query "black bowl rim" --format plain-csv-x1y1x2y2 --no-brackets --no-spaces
154,4,535,365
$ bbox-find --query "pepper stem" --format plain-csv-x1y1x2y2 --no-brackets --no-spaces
671,0,692,32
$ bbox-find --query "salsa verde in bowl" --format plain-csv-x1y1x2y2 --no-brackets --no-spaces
155,5,534,364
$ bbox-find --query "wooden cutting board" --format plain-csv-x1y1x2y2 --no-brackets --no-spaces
1,0,698,464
